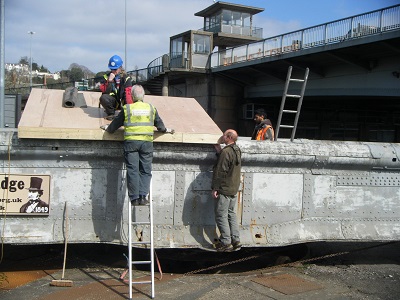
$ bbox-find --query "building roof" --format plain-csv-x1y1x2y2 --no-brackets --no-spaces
194,1,264,17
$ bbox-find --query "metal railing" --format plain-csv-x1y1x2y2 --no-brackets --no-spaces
203,24,263,38
210,4,400,68
5,81,79,96
126,55,167,84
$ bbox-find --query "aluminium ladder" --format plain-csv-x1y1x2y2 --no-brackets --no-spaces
275,66,309,142
128,180,155,299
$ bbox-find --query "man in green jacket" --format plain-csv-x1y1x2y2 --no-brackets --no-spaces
211,129,242,252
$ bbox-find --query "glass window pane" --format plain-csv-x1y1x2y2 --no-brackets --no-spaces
205,17,210,30
232,11,241,26
243,13,250,27
193,34,211,54
222,10,231,25
171,37,182,58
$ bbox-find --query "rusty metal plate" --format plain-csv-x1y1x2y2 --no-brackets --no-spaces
252,273,323,295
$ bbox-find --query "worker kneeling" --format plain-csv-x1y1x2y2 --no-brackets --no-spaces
100,85,174,205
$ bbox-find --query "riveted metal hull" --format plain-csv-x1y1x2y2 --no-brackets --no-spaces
1,129,399,248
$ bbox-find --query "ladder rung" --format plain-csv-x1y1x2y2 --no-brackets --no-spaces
132,221,151,225
290,78,304,82
131,281,152,284
280,125,295,128
285,94,301,98
131,241,151,245
132,260,151,264
283,110,297,113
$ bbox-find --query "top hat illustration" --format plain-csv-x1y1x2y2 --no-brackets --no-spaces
27,177,43,191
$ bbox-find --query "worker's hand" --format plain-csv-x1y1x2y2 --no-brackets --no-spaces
108,72,116,81
214,144,222,153
217,135,224,144
212,190,219,199
164,128,175,134
100,124,109,131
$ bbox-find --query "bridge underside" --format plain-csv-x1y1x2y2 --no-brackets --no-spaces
208,31,400,142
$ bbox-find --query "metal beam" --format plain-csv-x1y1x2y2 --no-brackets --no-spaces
381,40,400,53
281,59,325,78
245,66,286,81
325,51,371,71
214,72,254,86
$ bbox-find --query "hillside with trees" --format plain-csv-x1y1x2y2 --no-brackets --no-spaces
4,57,96,93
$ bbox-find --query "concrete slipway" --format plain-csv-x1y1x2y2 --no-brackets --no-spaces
1,242,399,300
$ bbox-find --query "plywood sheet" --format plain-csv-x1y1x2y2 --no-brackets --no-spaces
18,89,222,144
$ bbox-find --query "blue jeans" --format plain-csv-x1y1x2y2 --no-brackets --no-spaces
214,193,240,245
124,140,153,200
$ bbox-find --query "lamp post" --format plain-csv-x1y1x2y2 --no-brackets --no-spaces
28,31,35,88
125,0,127,70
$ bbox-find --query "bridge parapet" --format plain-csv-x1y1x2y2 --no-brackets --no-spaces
210,4,400,68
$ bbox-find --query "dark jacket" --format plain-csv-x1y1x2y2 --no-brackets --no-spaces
251,119,274,141
100,73,133,106
211,143,242,196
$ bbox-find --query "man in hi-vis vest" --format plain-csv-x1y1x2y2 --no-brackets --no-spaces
100,85,174,205
251,108,275,141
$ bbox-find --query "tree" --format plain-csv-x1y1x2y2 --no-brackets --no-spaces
32,62,39,71
69,67,84,82
19,56,29,65
69,63,95,79
46,77,58,85
59,70,70,82
40,65,49,72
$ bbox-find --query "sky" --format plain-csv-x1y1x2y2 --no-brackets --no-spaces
4,0,399,74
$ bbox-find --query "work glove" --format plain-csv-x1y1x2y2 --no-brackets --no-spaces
164,128,175,134
100,125,109,131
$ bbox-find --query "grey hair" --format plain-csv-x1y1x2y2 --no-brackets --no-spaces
131,84,145,101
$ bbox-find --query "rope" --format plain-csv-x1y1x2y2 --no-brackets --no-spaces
183,241,398,276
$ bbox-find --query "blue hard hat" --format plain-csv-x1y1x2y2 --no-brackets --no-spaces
108,55,123,69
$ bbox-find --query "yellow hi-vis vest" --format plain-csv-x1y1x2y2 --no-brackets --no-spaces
123,101,155,141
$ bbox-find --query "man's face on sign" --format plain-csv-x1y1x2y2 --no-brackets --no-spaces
28,190,39,201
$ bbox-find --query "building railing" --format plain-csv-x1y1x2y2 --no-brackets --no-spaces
210,4,400,68
203,24,263,38
126,55,167,83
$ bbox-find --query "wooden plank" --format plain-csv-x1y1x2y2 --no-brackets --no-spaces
18,89,222,144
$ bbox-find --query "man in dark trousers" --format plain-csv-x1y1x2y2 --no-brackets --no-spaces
251,108,275,141
100,84,174,205
211,129,242,252
20,177,49,213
